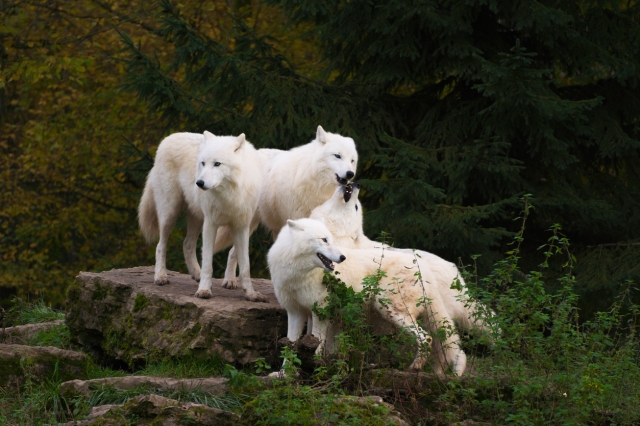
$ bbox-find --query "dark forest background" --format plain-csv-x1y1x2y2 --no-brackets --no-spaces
2,0,640,319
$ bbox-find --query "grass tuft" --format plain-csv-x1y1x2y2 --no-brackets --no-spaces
4,296,65,326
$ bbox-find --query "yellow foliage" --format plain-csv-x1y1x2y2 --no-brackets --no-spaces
0,0,322,306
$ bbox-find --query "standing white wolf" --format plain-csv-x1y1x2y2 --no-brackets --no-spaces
268,218,467,376
310,183,492,333
138,131,267,302
214,126,359,288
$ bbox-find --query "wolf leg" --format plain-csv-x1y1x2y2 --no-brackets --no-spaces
233,226,267,302
380,308,432,372
424,296,467,376
268,307,306,379
184,209,203,282
222,213,260,289
311,313,331,357
154,191,182,286
221,246,238,289
195,218,217,299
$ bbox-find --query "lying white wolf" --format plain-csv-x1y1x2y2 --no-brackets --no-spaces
268,218,467,376
310,183,491,333
138,131,267,302
214,126,359,289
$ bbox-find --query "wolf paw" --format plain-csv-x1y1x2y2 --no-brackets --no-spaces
221,278,238,289
191,273,201,282
154,277,170,286
408,358,427,372
194,289,212,299
245,291,268,303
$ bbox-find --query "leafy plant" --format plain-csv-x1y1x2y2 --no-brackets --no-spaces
431,196,640,425
242,384,395,426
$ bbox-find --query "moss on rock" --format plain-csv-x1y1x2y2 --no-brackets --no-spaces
67,267,287,368
0,344,89,387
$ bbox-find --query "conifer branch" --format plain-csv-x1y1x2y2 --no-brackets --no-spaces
587,242,640,249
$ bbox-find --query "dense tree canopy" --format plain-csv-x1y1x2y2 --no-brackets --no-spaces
2,0,640,316
120,0,640,314
0,0,230,305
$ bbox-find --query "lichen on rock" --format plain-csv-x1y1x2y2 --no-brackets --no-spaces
66,267,287,367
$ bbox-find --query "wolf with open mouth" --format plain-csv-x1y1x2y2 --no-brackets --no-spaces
268,217,467,377
309,181,498,375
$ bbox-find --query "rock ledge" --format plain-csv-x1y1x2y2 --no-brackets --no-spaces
66,266,287,366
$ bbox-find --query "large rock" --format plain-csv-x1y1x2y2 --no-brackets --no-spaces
66,266,287,367
124,394,239,425
0,344,88,387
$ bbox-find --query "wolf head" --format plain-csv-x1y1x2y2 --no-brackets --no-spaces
195,131,247,190
310,182,364,245
313,126,358,186
283,218,346,272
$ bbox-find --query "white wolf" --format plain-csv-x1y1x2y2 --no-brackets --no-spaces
214,126,358,289
267,218,467,376
309,183,492,333
138,131,267,302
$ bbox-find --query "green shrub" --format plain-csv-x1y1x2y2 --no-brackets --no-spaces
242,384,396,426
436,196,640,425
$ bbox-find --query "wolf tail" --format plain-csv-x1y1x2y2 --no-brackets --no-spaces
138,180,159,244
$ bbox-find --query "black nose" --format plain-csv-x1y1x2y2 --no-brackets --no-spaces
196,180,205,188
346,171,355,179
353,181,361,189
339,255,346,262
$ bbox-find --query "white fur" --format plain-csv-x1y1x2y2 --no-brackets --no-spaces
268,218,467,377
138,131,267,302
310,184,491,332
215,126,359,288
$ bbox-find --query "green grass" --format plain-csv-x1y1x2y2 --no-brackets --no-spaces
134,354,226,379
4,198,640,425
87,383,244,412
242,384,396,426
26,323,71,349
0,362,75,425
4,296,65,326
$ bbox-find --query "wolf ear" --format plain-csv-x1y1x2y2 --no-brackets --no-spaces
287,219,304,232
234,133,246,152
316,126,327,144
203,131,215,143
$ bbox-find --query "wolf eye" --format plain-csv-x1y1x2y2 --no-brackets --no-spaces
214,162,221,167
321,238,328,243
201,161,205,166
351,159,355,163
334,154,341,159
355,204,358,211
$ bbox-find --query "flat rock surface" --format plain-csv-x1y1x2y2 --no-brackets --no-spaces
76,265,279,303
66,266,287,367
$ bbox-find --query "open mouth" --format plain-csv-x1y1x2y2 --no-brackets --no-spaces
343,183,354,203
317,253,335,271
335,174,349,185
